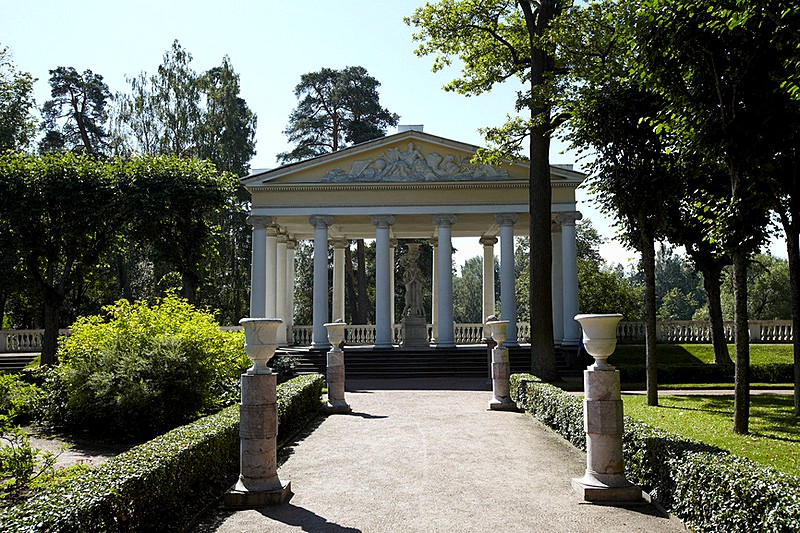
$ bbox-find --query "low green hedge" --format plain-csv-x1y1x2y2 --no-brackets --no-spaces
510,373,800,532
616,363,793,384
0,373,324,532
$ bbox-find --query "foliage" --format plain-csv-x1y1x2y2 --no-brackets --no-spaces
717,254,792,321
0,45,37,152
0,373,323,531
56,295,249,439
39,67,111,156
453,256,488,323
511,373,800,532
0,373,46,426
578,259,642,320
0,424,57,502
655,244,704,320
118,155,237,303
277,66,398,163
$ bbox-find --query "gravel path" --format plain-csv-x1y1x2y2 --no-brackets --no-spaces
193,378,688,533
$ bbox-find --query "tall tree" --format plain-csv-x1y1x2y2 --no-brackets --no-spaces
39,67,111,155
408,0,567,380
278,66,398,325
634,0,780,432
276,66,398,163
0,45,37,152
0,152,122,364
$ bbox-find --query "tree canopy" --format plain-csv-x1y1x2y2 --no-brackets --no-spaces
277,66,398,163
0,45,37,152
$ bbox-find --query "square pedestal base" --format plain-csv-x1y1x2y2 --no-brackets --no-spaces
572,477,644,503
324,401,352,414
489,397,517,411
224,481,292,508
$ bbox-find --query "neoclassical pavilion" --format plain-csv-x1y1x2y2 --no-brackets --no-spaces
241,128,584,350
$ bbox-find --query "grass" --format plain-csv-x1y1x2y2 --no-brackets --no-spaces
623,393,800,477
613,343,794,366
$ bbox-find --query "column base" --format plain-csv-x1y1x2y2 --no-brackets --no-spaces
324,400,352,414
489,397,516,411
312,342,331,350
225,480,292,508
571,474,643,503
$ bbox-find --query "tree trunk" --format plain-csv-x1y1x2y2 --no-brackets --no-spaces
732,249,750,434
522,0,557,381
641,232,658,407
344,244,361,324
699,261,732,365
356,239,369,324
783,216,800,417
40,286,65,366
180,271,198,304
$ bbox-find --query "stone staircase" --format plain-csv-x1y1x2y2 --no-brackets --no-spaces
0,353,39,373
277,345,576,379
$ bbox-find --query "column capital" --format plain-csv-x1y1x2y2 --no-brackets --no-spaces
390,238,398,248
433,214,457,228
551,217,562,233
265,225,279,237
332,238,348,249
371,215,395,228
555,211,583,226
479,235,498,247
277,232,288,244
496,213,519,226
309,215,333,228
286,238,297,250
429,237,438,248
246,215,272,229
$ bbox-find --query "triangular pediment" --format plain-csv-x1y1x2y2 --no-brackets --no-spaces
242,131,551,186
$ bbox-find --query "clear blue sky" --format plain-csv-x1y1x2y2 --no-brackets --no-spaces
1,0,784,265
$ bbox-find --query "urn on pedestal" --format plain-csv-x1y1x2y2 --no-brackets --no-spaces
572,313,642,503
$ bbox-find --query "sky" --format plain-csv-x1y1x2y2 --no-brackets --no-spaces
1,0,786,269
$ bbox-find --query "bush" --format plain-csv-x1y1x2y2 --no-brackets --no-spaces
510,373,800,532
0,373,324,532
0,373,46,426
616,363,793,384
56,296,249,439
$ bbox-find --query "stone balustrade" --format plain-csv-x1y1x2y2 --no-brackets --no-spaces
3,320,794,353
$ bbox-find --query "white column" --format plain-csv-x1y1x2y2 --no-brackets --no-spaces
390,238,398,332
497,213,519,347
246,215,270,318
309,215,333,349
286,239,296,344
373,215,395,349
551,217,564,344
332,239,347,322
276,233,288,345
265,226,278,318
430,237,438,344
558,212,583,347
434,215,456,348
480,236,497,323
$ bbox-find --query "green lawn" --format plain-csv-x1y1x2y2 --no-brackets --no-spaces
613,343,794,366
623,393,800,477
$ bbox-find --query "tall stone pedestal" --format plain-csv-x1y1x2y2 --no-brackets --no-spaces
325,348,352,414
489,346,515,410
225,372,292,507
402,316,429,348
572,367,642,502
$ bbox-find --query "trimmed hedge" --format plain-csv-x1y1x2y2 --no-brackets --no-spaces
0,373,324,532
616,363,793,384
510,373,800,532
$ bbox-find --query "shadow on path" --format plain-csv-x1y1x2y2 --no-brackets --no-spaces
258,503,363,533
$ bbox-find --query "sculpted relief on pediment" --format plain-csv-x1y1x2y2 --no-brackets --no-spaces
322,142,510,182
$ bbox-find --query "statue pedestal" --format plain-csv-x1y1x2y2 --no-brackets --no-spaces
571,367,642,503
489,346,515,410
401,316,429,348
324,349,352,414
225,372,292,508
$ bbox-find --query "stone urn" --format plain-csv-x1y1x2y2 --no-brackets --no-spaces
324,320,346,351
487,320,510,348
240,318,283,375
574,314,623,370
